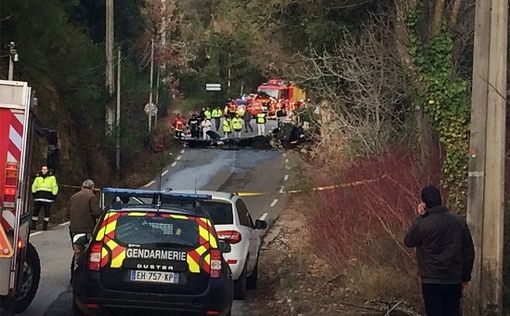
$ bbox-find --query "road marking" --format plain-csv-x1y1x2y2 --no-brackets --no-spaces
180,149,185,154
279,186,285,193
58,221,70,227
285,158,289,164
283,153,287,157
171,161,177,167
285,165,290,170
161,170,169,176
176,156,182,161
30,231,42,237
270,199,279,207
259,212,268,221
144,180,155,187
284,174,289,181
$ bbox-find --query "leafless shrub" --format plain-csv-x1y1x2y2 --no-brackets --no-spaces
289,17,412,157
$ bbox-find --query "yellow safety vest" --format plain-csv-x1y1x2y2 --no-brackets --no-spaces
204,110,212,119
211,108,222,118
232,118,243,130
223,119,232,133
32,175,59,195
256,113,266,124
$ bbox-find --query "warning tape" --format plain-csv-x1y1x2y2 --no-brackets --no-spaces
236,175,388,197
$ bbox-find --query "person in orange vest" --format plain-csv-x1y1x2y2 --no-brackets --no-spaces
172,113,185,138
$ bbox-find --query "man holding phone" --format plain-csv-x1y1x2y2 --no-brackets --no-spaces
404,186,475,316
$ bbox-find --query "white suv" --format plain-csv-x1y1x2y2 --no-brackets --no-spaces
169,190,267,300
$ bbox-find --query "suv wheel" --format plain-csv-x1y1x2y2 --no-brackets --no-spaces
233,263,247,300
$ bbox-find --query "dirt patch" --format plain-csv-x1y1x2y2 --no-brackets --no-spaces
248,196,422,316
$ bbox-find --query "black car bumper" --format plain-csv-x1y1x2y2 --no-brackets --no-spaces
74,279,233,315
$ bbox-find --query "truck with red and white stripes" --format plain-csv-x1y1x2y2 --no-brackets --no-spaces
0,80,40,314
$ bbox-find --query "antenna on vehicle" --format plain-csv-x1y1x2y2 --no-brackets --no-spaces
194,178,197,194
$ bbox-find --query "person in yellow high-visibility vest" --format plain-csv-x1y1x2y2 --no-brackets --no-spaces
31,165,59,230
231,115,244,138
222,116,232,138
211,106,222,131
256,112,267,136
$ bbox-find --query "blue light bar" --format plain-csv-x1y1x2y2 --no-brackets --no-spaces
101,187,212,201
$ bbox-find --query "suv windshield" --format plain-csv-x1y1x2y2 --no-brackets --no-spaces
113,215,199,247
160,200,233,225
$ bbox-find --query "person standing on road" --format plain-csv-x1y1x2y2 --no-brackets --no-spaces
222,116,232,138
211,106,222,131
188,113,200,138
69,179,102,269
231,115,243,138
31,165,59,231
256,112,267,136
243,110,253,133
201,118,212,140
404,186,475,316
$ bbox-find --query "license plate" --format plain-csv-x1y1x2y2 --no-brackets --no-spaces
130,270,179,284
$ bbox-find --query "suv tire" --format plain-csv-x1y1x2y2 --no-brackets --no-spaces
233,263,247,300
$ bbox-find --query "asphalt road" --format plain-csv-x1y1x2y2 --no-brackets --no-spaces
20,120,291,316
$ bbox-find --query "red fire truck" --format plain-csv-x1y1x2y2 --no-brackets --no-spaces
0,80,40,314
255,79,306,118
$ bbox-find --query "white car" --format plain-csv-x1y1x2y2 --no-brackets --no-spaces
168,190,267,300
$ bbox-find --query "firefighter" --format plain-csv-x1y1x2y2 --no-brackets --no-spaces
69,179,101,269
222,116,232,138
172,113,185,138
188,113,200,139
31,165,59,230
232,115,243,138
211,106,222,131
256,112,267,136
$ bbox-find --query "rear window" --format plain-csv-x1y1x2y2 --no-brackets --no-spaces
160,200,233,225
113,215,199,247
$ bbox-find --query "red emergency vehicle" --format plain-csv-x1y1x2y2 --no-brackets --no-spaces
256,79,306,118
0,80,40,314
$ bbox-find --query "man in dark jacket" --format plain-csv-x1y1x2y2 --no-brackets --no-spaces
69,179,102,268
404,186,475,316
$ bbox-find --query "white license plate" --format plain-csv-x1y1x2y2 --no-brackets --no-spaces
130,270,179,284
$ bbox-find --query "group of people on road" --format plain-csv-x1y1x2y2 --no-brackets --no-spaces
171,103,269,139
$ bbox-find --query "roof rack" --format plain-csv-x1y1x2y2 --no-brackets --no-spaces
101,187,212,213
102,187,212,201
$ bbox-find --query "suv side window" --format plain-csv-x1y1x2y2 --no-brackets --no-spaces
236,199,254,228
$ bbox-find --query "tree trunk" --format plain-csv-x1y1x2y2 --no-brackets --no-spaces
430,0,446,37
393,0,436,163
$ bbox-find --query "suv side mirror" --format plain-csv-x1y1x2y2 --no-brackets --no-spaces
255,219,267,230
218,240,231,254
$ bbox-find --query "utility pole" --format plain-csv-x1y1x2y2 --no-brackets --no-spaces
7,42,17,81
155,67,160,125
105,0,115,133
466,0,508,314
148,38,155,132
116,47,121,172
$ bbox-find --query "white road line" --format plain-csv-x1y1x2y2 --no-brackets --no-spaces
145,180,155,187
58,221,70,227
180,149,185,154
285,158,289,164
283,153,287,157
176,156,182,161
161,170,169,176
259,212,268,221
270,199,279,207
284,174,289,181
171,162,177,167
279,186,285,193
30,231,42,237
